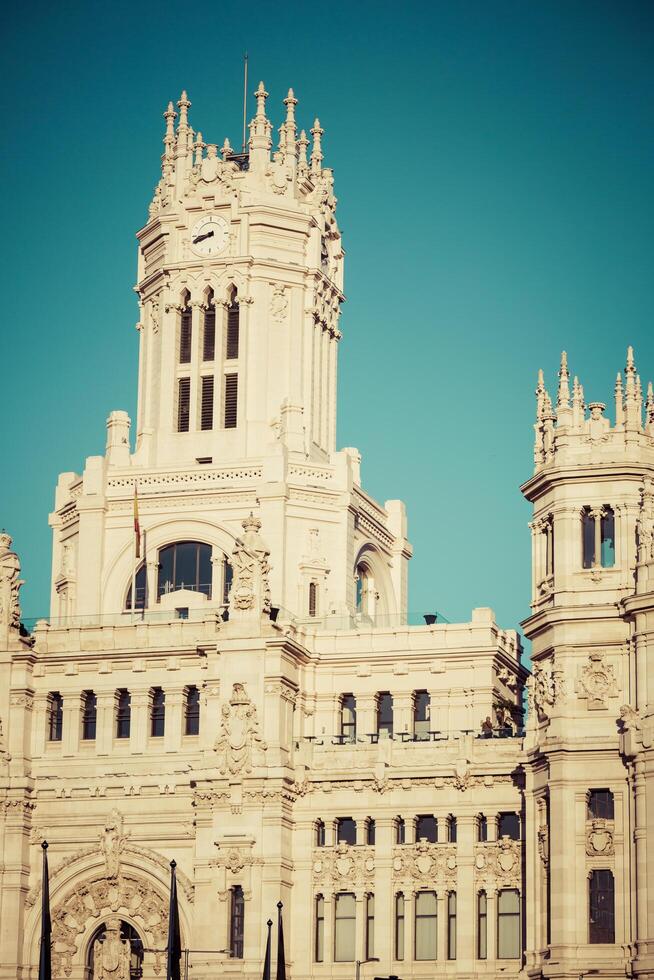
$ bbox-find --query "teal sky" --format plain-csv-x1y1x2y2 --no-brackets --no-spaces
1,1,653,640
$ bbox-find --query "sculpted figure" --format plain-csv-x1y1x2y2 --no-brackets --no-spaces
93,918,131,980
0,532,22,634
101,810,128,881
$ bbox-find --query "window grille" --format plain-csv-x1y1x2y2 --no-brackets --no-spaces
200,376,214,430
589,869,615,943
230,885,245,958
150,687,165,738
223,373,238,428
309,581,318,617
226,301,240,359
203,303,216,361
177,378,191,432
179,307,192,363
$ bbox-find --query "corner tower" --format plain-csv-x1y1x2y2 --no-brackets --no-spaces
521,348,654,980
48,86,411,625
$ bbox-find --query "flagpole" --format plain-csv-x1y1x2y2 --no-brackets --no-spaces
38,840,51,980
166,859,182,980
262,918,272,980
276,901,286,980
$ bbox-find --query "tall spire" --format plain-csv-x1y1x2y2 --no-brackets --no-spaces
535,369,546,421
625,346,642,432
249,81,272,170
310,118,324,176
645,381,654,435
614,372,624,429
177,90,191,138
284,88,298,164
572,375,585,429
557,351,570,409
162,101,177,186
194,131,205,167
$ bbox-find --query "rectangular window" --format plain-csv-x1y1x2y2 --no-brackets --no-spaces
334,893,356,962
315,895,324,962
177,377,190,432
588,789,614,820
498,812,521,840
226,302,240,359
396,818,406,844
223,558,233,605
366,819,376,845
200,376,214,430
150,688,165,738
230,885,245,958
497,889,521,959
582,506,595,568
341,695,356,743
377,692,393,737
601,507,615,568
477,892,487,959
365,894,375,959
203,305,216,361
415,890,437,961
336,818,356,845
81,691,97,741
416,814,437,843
478,815,488,842
414,690,430,739
185,686,200,736
447,892,456,960
394,893,405,961
589,870,615,943
48,693,63,742
223,373,238,428
116,690,131,739
179,309,192,363
448,817,457,843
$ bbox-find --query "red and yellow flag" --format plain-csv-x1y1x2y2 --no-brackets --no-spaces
133,484,141,558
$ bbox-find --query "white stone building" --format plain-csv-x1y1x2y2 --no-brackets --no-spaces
0,84,652,980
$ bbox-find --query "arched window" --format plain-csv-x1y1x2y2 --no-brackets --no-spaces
48,692,63,742
87,920,144,980
179,292,192,364
497,889,521,958
185,686,200,735
414,691,430,739
340,695,356,743
355,562,374,617
116,689,131,739
589,870,615,943
225,291,240,360
377,692,393,737
336,817,357,845
203,290,216,361
582,505,616,569
125,563,146,611
229,885,245,958
588,788,614,820
150,688,165,737
158,541,212,598
81,691,97,741
309,581,318,617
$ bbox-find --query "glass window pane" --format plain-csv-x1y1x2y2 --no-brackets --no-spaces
395,894,404,961
415,891,437,960
416,815,437,843
337,818,356,845
498,812,520,840
377,693,393,736
478,893,487,960
158,546,175,596
498,889,521,959
315,896,324,962
335,893,356,962
601,507,615,568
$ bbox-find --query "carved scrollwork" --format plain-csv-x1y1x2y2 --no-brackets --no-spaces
474,837,521,887
576,652,619,709
585,819,614,857
313,843,375,889
214,682,267,775
392,841,457,884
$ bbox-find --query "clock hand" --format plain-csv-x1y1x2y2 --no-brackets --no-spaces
192,230,215,244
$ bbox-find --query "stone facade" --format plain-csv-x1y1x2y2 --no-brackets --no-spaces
0,84,652,980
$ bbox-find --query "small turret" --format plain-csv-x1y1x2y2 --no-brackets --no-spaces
283,88,298,166
556,351,571,425
249,81,272,170
297,129,309,177
310,118,324,175
162,101,177,188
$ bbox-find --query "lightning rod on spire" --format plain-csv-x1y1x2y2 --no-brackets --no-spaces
242,52,249,154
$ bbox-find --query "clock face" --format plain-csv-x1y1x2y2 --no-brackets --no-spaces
190,214,229,257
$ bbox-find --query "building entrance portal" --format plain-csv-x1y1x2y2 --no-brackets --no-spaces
86,918,144,979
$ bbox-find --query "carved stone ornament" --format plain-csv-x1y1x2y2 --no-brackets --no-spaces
537,825,549,866
101,809,129,881
497,664,518,692
270,284,288,322
313,842,375,888
637,479,654,563
0,532,23,637
576,652,619,709
228,514,272,616
474,837,521,887
586,819,614,857
392,840,457,884
92,916,131,979
0,715,10,767
214,682,267,774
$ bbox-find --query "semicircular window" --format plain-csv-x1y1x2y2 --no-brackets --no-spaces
158,541,212,599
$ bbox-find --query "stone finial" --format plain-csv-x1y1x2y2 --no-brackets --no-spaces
177,90,191,135
297,129,309,177
284,88,298,161
310,118,324,175
249,81,272,168
255,80,269,119
535,369,545,421
220,137,233,160
645,381,654,435
0,532,23,646
162,101,177,179
625,346,642,432
194,131,205,167
572,375,585,429
614,372,624,429
557,351,570,410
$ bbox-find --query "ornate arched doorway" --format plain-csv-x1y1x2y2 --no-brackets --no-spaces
86,918,144,979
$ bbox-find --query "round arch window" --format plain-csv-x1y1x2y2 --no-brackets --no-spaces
158,541,212,598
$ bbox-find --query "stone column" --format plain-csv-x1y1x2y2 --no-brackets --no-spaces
130,691,150,754
456,815,475,961
393,693,414,738
486,890,497,961
164,687,185,753
96,692,115,756
437,891,446,961
590,506,605,568
357,696,377,740
62,693,80,758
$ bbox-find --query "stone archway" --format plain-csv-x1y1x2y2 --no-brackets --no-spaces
86,918,144,979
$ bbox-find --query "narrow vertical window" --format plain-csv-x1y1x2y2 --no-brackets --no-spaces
448,816,457,843
582,506,595,568
309,581,318,617
223,373,238,428
377,692,393,737
315,895,325,962
150,687,165,738
185,686,200,736
229,885,245,958
226,299,240,359
396,817,406,844
116,689,131,739
200,376,214,430
177,378,191,432
478,814,488,842
48,692,63,742
413,690,430,739
315,820,326,847
223,557,233,606
203,295,216,361
415,891,437,961
365,894,375,959
497,889,521,958
601,506,615,567
447,892,457,960
589,870,615,943
81,691,97,741
179,302,192,363
477,891,487,959
588,789,614,820
334,893,356,962
340,695,356,743
366,819,376,845
394,893,405,961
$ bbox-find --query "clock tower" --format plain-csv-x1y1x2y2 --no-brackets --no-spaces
48,85,411,625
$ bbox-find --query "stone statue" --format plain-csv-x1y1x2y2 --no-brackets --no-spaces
637,479,654,563
228,514,272,617
0,532,22,642
101,810,128,881
214,682,267,774
93,918,131,979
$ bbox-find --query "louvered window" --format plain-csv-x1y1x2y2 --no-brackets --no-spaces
224,373,238,428
200,376,214,431
226,301,240,359
177,378,190,432
309,581,318,617
203,304,216,361
179,307,192,363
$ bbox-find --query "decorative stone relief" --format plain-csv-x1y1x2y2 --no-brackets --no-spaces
537,825,549,866
214,683,267,775
92,916,131,979
474,837,521,887
392,841,457,884
497,664,518,692
637,479,654,563
528,660,566,720
576,652,619,709
313,843,375,889
229,514,271,615
0,716,10,767
101,809,129,880
270,284,288,322
586,819,614,857
0,532,22,639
